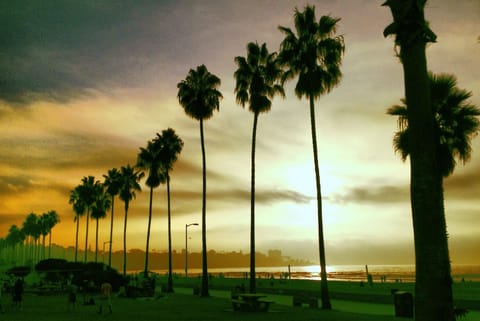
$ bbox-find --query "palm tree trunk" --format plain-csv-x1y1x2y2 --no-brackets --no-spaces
109,196,115,267
167,173,174,293
84,210,90,263
123,202,129,278
95,218,99,263
199,118,209,297
75,217,79,262
144,187,154,277
48,232,52,259
249,112,259,294
309,95,331,310
400,24,454,321
42,235,46,260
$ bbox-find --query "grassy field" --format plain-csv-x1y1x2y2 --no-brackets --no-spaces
169,274,480,307
1,274,478,320
2,288,479,321
0,291,401,321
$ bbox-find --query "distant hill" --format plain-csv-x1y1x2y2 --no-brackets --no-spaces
5,245,313,273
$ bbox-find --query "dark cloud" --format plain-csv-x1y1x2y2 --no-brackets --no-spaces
0,174,70,198
122,187,314,220
330,184,409,205
171,188,312,206
0,130,137,171
332,161,480,205
444,163,480,201
0,0,178,105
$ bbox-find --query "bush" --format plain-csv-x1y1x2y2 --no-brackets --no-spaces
6,265,31,277
34,259,123,291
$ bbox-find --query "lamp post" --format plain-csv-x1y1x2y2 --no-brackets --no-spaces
185,223,198,278
103,241,111,265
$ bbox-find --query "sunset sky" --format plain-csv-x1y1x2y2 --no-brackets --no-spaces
1,1,479,266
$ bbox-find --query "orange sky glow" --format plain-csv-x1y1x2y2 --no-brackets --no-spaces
1,1,479,266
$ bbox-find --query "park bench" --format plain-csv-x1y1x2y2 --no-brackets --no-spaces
292,293,318,308
231,293,274,312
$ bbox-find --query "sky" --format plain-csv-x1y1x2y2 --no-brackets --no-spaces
1,0,479,266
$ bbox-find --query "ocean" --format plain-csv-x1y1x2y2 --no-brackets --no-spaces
150,264,480,283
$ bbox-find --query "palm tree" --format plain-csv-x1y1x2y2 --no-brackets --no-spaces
103,168,121,267
234,42,285,293
6,225,24,265
118,164,143,278
79,176,102,263
154,128,184,292
22,212,39,265
46,210,60,259
39,213,50,260
278,5,344,309
137,139,165,277
383,2,453,320
177,64,222,297
69,185,86,262
388,72,480,177
91,186,111,263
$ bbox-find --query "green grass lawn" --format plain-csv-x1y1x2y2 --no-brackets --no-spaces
2,292,402,321
2,275,478,321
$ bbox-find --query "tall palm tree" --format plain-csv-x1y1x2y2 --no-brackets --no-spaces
278,5,344,309
39,212,50,260
137,139,165,277
22,212,39,265
118,164,143,278
6,225,24,265
234,42,285,293
177,64,222,297
69,185,86,262
91,186,111,263
79,176,102,263
388,72,480,318
383,2,453,320
154,127,184,292
46,210,59,259
103,168,121,267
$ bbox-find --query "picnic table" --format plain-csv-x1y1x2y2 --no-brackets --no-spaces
232,293,274,312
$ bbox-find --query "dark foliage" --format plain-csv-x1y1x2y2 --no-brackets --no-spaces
6,265,31,277
34,259,124,291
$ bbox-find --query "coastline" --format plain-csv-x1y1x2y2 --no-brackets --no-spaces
138,263,480,283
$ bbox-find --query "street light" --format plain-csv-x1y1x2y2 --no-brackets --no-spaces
103,241,112,265
185,223,199,278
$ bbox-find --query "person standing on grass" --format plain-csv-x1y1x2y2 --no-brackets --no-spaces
0,280,5,314
67,282,77,311
97,281,112,314
12,278,23,311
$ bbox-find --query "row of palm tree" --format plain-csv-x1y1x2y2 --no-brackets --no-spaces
0,211,59,266
3,6,475,318
176,6,346,303
69,128,183,286
177,5,479,314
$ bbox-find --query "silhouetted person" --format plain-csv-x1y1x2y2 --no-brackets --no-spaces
67,283,77,311
0,280,5,313
13,278,23,310
97,282,112,314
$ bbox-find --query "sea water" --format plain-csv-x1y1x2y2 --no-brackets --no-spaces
152,264,480,283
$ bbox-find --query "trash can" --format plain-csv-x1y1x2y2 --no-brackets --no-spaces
393,291,414,318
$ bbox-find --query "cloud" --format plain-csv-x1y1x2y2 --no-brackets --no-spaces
444,163,480,202
330,184,409,204
0,1,179,105
160,187,313,216
332,161,480,205
0,174,70,199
